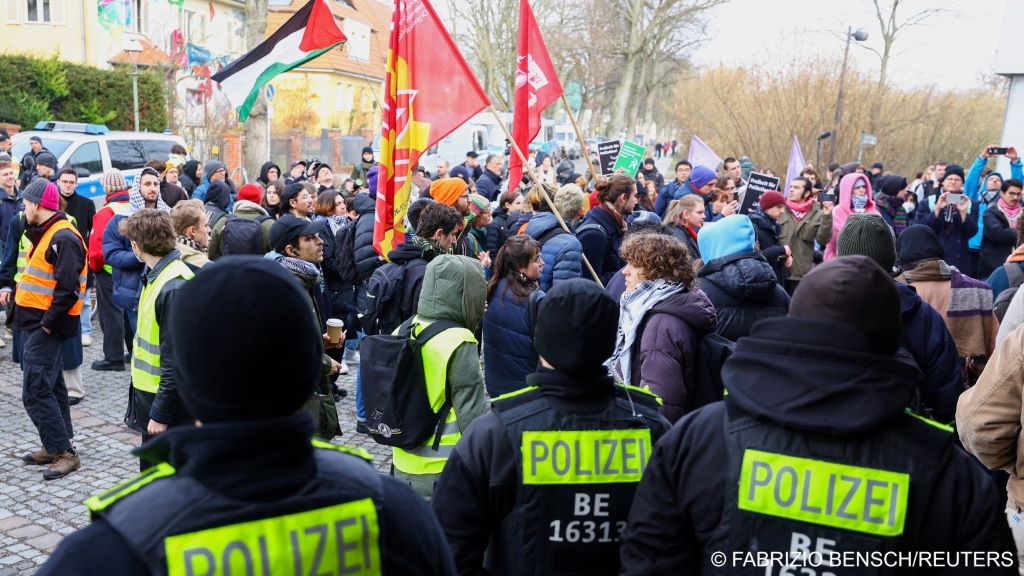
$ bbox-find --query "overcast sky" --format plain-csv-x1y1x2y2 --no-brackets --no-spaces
690,0,1008,91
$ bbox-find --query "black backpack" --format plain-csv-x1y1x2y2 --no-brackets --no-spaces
334,219,360,285
994,264,1024,323
360,259,422,336
360,318,460,449
220,214,270,256
205,205,227,231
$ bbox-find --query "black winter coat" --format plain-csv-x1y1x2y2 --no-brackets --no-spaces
980,204,1018,279
748,211,787,285
351,193,383,282
577,207,625,285
619,317,1016,575
697,251,789,341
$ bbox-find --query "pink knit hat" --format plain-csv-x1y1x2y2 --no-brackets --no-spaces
23,179,60,211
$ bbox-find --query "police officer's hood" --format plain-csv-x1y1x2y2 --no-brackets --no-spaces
722,256,920,437
417,254,486,332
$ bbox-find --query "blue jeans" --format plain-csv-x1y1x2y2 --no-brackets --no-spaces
80,291,93,336
348,333,365,421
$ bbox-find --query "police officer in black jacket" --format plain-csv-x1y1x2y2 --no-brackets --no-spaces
40,258,455,576
432,279,671,575
619,256,1017,575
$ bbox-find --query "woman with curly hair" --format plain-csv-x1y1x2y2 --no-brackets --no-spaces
609,233,717,422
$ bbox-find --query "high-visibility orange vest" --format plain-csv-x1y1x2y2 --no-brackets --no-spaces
15,218,87,315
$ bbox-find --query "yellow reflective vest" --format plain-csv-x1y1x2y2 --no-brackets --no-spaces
131,258,194,394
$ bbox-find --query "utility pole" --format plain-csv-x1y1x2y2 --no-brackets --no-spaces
242,0,269,183
829,27,868,166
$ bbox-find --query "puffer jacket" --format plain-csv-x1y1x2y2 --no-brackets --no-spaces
351,192,383,282
482,279,542,397
630,289,717,423
523,211,583,291
697,251,789,341
102,213,144,310
897,282,964,423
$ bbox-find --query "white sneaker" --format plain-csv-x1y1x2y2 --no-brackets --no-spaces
81,334,92,347
338,361,350,375
0,335,5,348
343,349,360,365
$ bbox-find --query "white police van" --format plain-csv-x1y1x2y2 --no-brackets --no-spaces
10,121,187,204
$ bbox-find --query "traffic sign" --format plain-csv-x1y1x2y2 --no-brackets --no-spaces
266,84,275,102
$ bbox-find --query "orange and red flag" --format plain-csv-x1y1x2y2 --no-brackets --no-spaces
373,0,490,256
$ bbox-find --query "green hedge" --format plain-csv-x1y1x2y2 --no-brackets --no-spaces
0,54,166,131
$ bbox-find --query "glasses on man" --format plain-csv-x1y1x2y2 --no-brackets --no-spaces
58,179,76,186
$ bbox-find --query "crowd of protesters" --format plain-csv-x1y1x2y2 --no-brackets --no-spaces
2,134,1024,574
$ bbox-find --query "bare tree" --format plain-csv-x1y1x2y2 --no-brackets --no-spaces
862,0,946,132
605,0,724,137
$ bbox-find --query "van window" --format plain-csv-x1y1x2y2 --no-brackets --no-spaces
66,142,103,175
10,136,72,163
106,140,148,171
143,140,175,161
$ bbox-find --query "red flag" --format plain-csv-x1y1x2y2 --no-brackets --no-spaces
373,0,491,256
507,0,564,191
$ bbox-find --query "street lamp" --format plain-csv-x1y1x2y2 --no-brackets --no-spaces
828,27,869,166
816,130,832,171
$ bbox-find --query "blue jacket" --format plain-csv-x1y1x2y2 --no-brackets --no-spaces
964,157,1022,250
475,170,503,202
482,279,541,397
0,188,22,246
653,179,694,218
523,212,583,291
577,207,625,285
986,261,1024,299
102,214,144,310
923,205,979,276
896,283,962,423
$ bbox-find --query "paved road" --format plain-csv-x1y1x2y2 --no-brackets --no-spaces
0,318,374,573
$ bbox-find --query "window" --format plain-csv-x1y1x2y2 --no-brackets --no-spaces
343,19,371,62
142,140,175,161
268,0,291,5
67,142,102,176
106,140,148,171
25,0,50,23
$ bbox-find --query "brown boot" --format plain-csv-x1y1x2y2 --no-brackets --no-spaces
42,450,80,480
21,448,55,465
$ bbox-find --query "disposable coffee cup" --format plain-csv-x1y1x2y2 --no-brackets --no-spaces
326,318,345,344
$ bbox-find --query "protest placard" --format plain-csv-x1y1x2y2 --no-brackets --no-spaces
597,140,622,175
612,140,646,177
739,172,781,215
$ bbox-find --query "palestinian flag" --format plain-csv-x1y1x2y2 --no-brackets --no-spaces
211,0,346,121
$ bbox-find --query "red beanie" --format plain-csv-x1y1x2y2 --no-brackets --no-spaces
238,183,263,205
759,190,786,211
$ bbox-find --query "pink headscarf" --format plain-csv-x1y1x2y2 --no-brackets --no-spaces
824,173,880,260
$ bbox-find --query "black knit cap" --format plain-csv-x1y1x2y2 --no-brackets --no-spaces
169,257,323,423
942,164,965,183
896,224,944,268
534,279,619,377
790,256,901,356
836,213,897,274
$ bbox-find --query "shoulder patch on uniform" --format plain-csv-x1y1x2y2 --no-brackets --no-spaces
616,384,663,407
311,438,374,462
903,408,954,433
85,462,176,513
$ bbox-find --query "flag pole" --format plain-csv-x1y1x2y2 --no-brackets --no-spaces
560,94,600,188
486,105,604,286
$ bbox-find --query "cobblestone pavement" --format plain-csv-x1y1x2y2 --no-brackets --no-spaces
0,318,379,573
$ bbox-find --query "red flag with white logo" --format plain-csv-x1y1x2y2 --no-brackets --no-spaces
507,0,564,191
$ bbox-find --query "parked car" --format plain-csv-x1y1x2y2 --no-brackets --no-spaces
11,121,187,205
